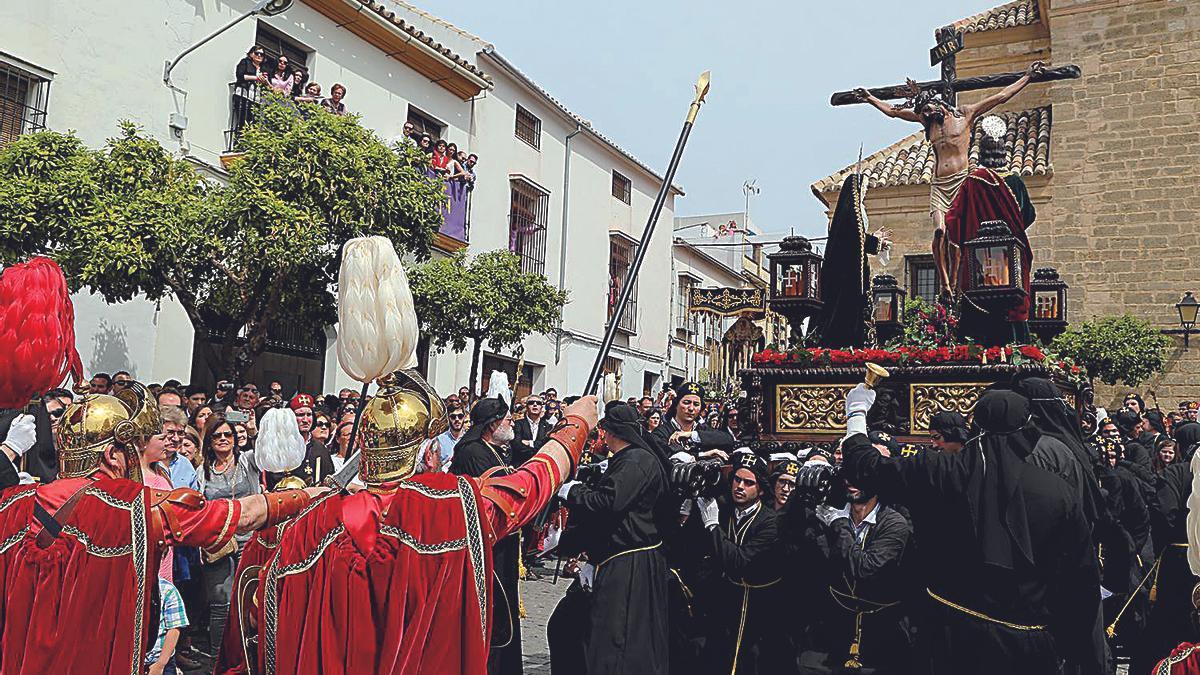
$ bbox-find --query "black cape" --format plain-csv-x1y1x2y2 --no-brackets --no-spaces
815,174,881,349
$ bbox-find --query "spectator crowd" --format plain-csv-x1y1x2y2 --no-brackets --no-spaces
230,44,479,189
4,368,1198,674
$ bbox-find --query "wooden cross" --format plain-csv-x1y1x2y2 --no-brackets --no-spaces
829,25,1079,107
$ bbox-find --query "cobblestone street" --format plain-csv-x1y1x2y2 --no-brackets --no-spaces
518,564,568,675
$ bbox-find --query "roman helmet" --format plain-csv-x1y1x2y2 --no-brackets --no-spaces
56,381,160,481
357,369,448,488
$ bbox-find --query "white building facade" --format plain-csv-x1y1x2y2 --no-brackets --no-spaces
1,0,679,399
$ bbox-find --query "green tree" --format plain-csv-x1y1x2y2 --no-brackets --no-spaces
0,95,446,379
408,251,568,397
1050,314,1172,387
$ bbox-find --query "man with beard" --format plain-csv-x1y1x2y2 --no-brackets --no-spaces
555,403,670,675
801,470,913,674
450,395,525,675
264,393,334,488
854,61,1044,295
839,384,1105,675
694,452,787,674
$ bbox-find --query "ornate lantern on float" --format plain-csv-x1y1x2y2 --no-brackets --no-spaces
768,235,823,343
870,273,906,343
1028,267,1069,344
962,220,1026,311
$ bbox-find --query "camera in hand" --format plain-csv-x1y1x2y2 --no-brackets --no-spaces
792,462,845,507
575,461,606,487
670,457,725,499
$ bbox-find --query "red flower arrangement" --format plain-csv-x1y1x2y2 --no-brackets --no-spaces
752,343,1052,367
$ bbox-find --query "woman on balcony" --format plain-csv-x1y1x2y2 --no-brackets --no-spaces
267,55,297,96
232,45,268,137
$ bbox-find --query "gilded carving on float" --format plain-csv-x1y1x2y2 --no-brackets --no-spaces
910,383,990,432
776,384,855,433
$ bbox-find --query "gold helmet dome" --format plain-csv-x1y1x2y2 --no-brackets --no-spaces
57,393,135,478
358,369,448,487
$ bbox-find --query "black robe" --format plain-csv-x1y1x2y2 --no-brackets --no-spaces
816,174,881,349
450,438,523,675
1131,462,1197,674
841,438,1105,675
800,504,914,675
698,500,789,675
565,444,670,675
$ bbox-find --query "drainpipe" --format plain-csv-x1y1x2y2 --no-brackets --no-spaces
554,123,584,364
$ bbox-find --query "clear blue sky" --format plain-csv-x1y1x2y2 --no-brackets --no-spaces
415,0,1003,237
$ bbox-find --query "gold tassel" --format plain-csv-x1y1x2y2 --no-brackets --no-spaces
517,531,528,619
844,612,864,669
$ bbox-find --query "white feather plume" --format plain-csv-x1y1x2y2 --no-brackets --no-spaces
254,408,307,473
601,372,619,407
489,370,511,406
980,115,1007,142
337,236,419,383
1187,449,1200,576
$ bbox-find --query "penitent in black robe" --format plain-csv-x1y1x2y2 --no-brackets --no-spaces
816,174,882,349
565,443,671,675
841,431,1105,675
450,438,524,675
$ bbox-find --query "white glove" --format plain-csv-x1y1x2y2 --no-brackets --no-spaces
846,383,876,417
578,562,596,591
17,472,35,485
669,451,694,464
3,415,36,457
696,497,720,529
557,480,580,501
597,459,609,473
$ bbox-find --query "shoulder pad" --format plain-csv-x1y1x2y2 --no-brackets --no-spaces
149,487,206,510
478,473,530,520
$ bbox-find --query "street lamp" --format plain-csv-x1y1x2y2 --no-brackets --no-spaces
1165,291,1199,348
163,0,294,86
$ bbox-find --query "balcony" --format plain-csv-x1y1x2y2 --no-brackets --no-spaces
222,82,471,249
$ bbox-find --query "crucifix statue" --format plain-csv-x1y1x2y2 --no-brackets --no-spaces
831,26,1080,296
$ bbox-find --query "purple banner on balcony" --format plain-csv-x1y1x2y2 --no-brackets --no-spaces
426,168,470,244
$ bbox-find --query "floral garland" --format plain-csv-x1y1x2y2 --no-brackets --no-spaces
751,343,1088,386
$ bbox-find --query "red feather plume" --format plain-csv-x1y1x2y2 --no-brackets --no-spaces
0,257,82,408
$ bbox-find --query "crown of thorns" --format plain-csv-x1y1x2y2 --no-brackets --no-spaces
896,78,957,114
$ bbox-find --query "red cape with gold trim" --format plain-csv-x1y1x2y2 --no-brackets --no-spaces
216,472,496,674
1154,642,1200,674
945,167,1034,322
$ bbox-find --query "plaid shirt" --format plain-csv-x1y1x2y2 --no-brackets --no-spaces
145,578,189,666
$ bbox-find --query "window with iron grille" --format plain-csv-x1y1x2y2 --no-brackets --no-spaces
509,179,549,275
515,105,541,150
905,255,938,305
0,60,51,149
675,276,695,333
608,236,638,333
407,105,445,138
612,171,631,204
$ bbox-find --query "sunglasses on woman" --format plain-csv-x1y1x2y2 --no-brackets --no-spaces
315,421,330,428
211,431,235,439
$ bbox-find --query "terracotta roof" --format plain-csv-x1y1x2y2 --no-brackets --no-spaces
357,0,492,84
811,106,1052,196
949,0,1040,35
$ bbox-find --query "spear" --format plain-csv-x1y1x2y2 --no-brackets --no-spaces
583,71,711,395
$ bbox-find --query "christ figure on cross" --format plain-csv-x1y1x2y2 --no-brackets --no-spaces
852,60,1045,295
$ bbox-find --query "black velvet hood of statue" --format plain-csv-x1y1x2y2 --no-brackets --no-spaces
815,174,880,349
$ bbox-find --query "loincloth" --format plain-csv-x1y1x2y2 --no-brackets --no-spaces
929,168,969,215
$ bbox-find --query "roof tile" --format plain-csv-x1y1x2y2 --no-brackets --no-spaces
358,0,492,83
812,106,1052,195
949,0,1040,36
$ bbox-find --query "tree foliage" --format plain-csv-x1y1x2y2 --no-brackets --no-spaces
0,94,446,379
408,251,568,395
1050,314,1172,387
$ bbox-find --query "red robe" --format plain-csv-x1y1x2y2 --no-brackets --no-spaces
0,475,240,674
1155,642,1200,674
945,167,1034,322
216,457,566,674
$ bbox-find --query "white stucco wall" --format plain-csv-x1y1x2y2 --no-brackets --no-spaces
2,0,676,397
